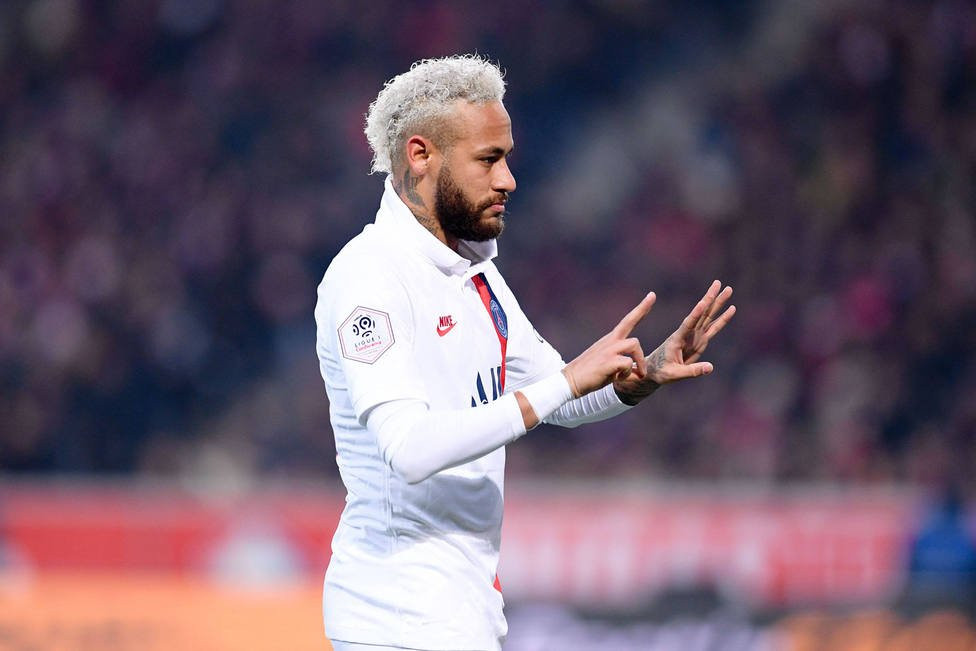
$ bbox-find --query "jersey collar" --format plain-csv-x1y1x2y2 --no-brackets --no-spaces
375,176,498,276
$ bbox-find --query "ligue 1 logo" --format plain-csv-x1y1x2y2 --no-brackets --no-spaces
339,307,394,363
351,314,375,338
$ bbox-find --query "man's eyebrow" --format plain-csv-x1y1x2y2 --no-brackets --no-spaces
475,145,514,156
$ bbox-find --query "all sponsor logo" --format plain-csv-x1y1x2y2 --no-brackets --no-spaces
338,307,394,363
471,365,504,407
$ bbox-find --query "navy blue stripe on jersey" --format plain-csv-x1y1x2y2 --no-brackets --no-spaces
475,273,508,341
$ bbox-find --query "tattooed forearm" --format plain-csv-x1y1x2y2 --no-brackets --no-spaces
613,376,659,406
651,344,667,375
613,345,664,405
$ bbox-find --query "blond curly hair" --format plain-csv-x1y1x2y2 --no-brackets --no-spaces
364,54,506,174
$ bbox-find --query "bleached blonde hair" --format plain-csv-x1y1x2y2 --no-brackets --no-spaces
364,54,506,175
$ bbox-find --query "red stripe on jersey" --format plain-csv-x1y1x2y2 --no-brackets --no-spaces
471,273,507,393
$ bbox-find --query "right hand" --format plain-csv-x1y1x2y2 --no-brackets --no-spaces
561,292,656,397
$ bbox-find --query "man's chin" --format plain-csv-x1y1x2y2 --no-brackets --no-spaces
479,215,505,240
441,211,506,242
456,221,504,243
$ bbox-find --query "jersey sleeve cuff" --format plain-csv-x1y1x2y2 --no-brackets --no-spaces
514,371,574,426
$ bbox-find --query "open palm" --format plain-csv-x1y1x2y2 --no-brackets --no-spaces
614,280,735,404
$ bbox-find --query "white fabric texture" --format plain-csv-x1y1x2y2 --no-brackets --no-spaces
367,376,630,485
544,382,632,427
366,370,579,485
329,642,413,651
366,393,525,485
316,178,563,650
514,370,575,425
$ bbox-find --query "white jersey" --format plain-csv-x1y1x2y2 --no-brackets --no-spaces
315,178,565,649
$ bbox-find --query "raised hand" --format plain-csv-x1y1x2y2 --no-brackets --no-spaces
561,292,657,398
613,280,735,405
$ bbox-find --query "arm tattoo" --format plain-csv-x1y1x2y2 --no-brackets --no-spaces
652,345,667,373
613,345,664,406
614,378,659,406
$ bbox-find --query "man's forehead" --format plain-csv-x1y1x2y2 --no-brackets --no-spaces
450,100,513,146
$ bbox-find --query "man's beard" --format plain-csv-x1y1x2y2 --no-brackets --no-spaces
434,166,505,242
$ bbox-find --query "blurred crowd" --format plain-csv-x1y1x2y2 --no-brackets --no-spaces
1,0,975,491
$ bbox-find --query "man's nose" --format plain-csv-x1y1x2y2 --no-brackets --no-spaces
492,159,516,193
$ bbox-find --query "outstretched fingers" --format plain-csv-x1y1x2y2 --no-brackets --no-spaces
693,280,722,329
684,282,734,335
612,292,656,338
678,293,711,337
705,285,733,322
705,304,736,338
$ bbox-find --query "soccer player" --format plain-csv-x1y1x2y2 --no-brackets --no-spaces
315,54,735,651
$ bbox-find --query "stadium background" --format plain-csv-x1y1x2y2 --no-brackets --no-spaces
2,0,975,648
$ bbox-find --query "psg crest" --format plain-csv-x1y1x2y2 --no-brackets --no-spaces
489,299,508,340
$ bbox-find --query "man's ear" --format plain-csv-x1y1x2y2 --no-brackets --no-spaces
404,135,434,176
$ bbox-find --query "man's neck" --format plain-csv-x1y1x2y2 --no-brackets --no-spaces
392,170,457,251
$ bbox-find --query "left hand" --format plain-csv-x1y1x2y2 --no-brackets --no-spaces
613,280,736,405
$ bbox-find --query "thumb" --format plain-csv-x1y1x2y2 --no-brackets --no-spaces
679,361,714,379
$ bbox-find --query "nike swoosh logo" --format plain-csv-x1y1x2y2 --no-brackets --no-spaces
436,322,457,337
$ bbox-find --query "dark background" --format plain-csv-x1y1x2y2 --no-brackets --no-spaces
2,0,975,495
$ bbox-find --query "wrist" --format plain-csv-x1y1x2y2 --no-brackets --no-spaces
561,367,581,398
613,377,659,406
517,371,575,427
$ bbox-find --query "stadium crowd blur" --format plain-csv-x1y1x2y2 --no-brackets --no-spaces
2,0,975,493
